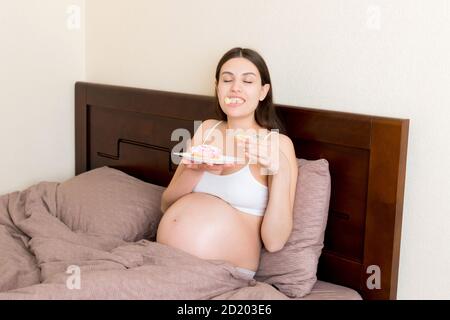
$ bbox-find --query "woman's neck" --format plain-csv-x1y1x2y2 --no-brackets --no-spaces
225,116,261,131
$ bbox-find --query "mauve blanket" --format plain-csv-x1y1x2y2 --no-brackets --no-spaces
0,182,287,300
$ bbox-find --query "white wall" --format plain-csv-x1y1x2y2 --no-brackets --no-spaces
0,0,85,194
85,0,450,299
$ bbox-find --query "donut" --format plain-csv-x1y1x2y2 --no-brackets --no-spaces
190,144,222,160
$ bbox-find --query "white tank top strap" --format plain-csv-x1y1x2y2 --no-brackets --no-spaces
263,130,275,140
202,120,223,144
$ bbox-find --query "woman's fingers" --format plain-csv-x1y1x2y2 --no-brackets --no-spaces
182,159,194,168
245,141,276,169
183,156,237,172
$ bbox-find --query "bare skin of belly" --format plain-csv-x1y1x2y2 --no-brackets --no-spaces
156,192,263,271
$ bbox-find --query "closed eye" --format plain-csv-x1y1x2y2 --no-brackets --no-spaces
222,80,253,84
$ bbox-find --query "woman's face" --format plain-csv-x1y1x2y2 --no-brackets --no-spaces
216,57,270,119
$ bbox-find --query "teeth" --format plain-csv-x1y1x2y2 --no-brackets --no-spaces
225,97,244,104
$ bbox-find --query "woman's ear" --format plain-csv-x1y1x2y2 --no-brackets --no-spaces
259,84,270,101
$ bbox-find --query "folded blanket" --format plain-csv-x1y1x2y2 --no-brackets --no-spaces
0,182,284,300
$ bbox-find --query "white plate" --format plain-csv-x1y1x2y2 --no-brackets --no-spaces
173,152,244,164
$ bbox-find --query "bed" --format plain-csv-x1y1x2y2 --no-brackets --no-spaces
0,82,408,300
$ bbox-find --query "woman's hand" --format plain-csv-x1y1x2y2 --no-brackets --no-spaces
237,133,286,175
181,158,236,174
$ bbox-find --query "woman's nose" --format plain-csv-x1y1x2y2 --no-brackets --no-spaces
230,80,242,92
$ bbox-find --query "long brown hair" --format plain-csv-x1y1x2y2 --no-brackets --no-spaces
214,47,286,134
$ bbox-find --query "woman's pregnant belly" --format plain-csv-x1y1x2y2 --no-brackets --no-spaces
156,192,262,271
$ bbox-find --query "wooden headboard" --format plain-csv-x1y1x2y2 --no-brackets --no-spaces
75,82,409,300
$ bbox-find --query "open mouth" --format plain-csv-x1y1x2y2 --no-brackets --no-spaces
224,97,245,106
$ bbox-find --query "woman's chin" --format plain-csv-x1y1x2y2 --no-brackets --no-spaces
224,108,252,118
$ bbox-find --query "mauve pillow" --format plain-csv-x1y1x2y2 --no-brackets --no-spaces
255,158,331,298
56,166,165,242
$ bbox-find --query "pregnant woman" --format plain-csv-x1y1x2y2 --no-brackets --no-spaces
156,47,298,279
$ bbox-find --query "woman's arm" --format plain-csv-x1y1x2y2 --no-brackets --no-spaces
160,165,204,213
260,135,298,252
160,119,225,213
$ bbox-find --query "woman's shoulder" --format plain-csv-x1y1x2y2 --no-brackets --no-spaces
200,119,224,130
265,131,293,150
277,133,296,162
278,133,293,147
191,119,224,145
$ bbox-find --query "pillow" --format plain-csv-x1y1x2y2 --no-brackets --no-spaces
56,166,165,242
255,158,331,298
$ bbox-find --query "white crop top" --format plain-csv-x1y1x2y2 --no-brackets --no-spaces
192,121,272,216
